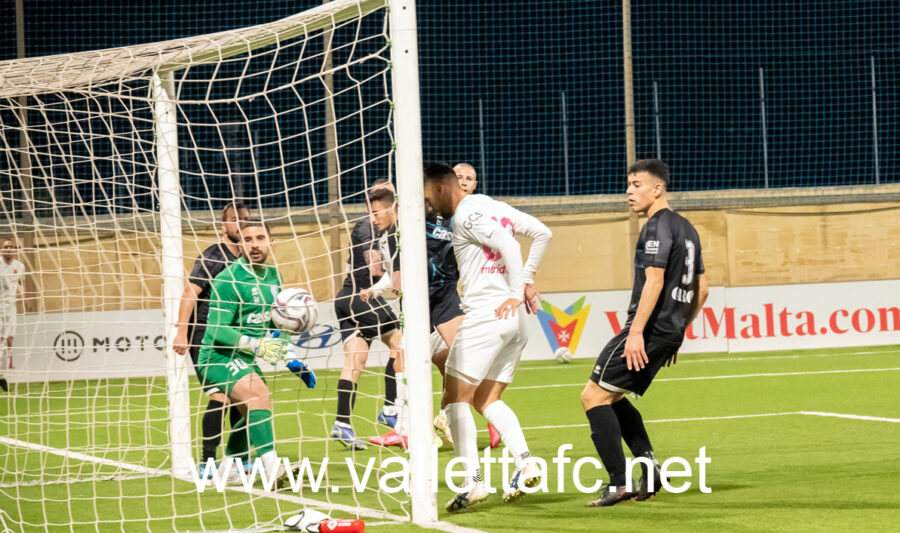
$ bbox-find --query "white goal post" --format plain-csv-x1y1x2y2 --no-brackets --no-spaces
0,0,436,529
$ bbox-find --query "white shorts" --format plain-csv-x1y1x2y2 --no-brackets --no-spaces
429,330,448,356
445,311,527,386
0,309,15,339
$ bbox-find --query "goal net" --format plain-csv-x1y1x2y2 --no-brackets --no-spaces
0,0,433,530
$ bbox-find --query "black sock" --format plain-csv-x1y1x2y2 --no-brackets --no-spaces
201,399,225,462
612,398,653,458
229,404,243,430
586,405,627,487
337,379,354,425
351,382,359,410
384,357,396,406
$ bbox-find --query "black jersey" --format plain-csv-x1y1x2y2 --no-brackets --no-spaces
341,218,397,292
187,243,238,341
426,211,458,295
628,208,705,344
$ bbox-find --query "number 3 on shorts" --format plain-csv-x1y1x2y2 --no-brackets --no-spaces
226,359,249,376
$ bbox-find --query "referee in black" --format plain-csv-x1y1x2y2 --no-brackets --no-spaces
581,159,709,507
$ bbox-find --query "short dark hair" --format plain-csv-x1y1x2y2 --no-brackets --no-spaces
222,201,249,221
627,159,669,186
370,178,392,188
238,218,271,235
368,187,395,206
423,162,456,183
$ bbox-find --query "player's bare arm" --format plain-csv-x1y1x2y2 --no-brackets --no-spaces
523,283,541,314
173,282,203,355
623,266,665,371
688,273,710,324
16,277,26,314
667,273,710,367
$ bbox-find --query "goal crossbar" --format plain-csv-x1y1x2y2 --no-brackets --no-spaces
0,0,386,99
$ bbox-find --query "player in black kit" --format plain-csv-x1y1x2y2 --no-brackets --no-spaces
172,201,250,467
425,207,464,368
581,159,709,507
331,181,403,450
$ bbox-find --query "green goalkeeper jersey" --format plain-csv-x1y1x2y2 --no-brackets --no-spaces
198,257,282,364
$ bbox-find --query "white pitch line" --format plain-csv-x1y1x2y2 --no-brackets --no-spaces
0,435,491,533
425,521,491,533
0,436,408,524
655,367,900,382
492,410,900,433
796,411,900,423
280,366,900,400
515,349,896,370
479,412,798,432
504,367,900,391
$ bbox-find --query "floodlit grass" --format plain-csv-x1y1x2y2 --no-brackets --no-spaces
2,345,898,532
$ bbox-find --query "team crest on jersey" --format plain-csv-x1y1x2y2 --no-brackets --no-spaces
537,296,591,356
251,286,261,303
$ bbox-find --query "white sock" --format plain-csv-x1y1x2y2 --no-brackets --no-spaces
446,402,479,486
260,450,279,473
483,400,530,467
394,372,408,436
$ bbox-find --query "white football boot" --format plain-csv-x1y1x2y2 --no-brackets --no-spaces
446,481,489,513
503,460,541,503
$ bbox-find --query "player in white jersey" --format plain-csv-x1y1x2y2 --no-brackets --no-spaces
432,162,502,449
0,237,26,392
423,163,552,512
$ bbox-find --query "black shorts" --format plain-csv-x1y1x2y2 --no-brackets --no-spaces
429,283,464,330
334,286,399,344
589,327,681,397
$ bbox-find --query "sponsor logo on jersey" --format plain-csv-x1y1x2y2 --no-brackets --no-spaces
431,225,452,241
246,311,272,324
672,287,694,303
645,240,660,254
537,296,591,356
462,211,483,230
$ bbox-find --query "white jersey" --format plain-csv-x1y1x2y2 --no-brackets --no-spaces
451,194,552,313
0,259,25,311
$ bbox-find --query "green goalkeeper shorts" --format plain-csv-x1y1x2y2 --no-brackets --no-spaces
198,352,266,396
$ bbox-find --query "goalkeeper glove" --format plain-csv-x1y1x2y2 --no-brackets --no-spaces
286,359,316,389
238,334,290,364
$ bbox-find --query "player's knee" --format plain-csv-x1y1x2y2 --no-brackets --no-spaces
472,397,495,416
248,393,270,411
387,331,402,350
580,383,600,409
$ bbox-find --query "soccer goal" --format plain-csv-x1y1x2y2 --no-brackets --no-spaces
0,0,436,530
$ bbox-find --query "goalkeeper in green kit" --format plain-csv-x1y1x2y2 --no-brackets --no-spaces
198,218,315,485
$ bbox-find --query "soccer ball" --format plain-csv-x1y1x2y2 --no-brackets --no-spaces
555,346,573,364
272,288,318,334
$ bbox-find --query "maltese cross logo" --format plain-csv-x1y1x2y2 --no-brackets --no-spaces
537,296,591,356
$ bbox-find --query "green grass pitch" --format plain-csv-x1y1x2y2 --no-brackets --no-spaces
1,344,898,532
